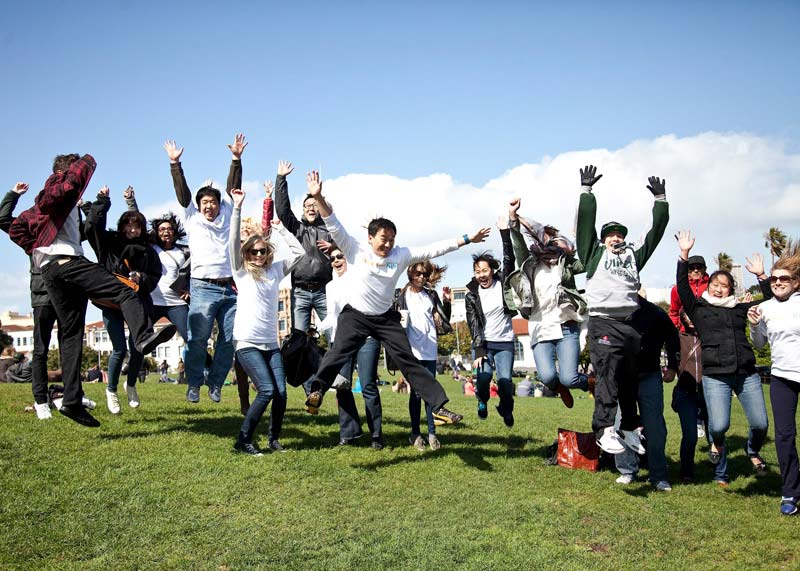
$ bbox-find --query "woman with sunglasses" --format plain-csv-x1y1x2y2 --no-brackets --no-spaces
393,261,452,450
229,187,304,456
318,245,384,448
748,241,800,515
676,230,771,485
85,186,163,415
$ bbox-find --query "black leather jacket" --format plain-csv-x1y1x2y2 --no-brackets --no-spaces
465,228,516,358
393,285,453,335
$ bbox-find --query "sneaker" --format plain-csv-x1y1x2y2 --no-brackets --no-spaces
34,402,52,420
496,405,514,428
554,384,574,408
696,422,706,439
477,401,488,419
597,426,626,455
428,434,441,451
186,386,200,403
654,481,673,492
106,389,121,415
126,385,140,408
620,429,646,455
780,496,798,516
234,441,264,456
208,386,221,403
136,324,178,355
82,397,97,410
615,474,635,485
305,390,323,414
59,404,101,427
268,440,286,453
432,406,463,425
409,435,426,452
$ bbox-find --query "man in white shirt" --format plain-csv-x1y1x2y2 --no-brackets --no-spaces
164,134,246,403
302,171,490,425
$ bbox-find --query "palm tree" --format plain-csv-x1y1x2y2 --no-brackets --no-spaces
764,227,788,266
716,252,733,272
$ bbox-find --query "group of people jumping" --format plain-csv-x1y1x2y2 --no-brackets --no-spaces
2,136,798,516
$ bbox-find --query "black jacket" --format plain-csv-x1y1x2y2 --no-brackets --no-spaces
676,258,769,376
630,296,680,374
465,228,516,358
393,285,453,336
274,174,333,288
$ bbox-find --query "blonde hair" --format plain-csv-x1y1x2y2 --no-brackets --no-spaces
773,238,800,279
240,234,275,280
240,217,259,242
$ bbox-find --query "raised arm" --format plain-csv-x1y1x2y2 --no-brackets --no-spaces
745,253,773,300
84,186,112,257
273,161,301,234
575,165,602,265
164,140,191,208
508,198,530,268
262,181,274,236
36,154,96,214
633,176,670,270
496,215,516,277
229,188,245,272
123,186,139,212
407,226,491,265
225,133,247,195
675,230,698,316
274,220,306,275
0,183,27,233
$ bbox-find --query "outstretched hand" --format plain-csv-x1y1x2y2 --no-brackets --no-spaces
741,292,753,303
231,188,245,208
470,227,492,244
306,171,322,197
508,198,521,220
747,305,763,325
97,185,110,198
227,133,248,159
675,229,695,255
278,160,294,177
123,186,135,200
580,165,603,187
163,140,184,163
745,253,765,277
12,182,28,195
647,176,666,197
264,180,274,198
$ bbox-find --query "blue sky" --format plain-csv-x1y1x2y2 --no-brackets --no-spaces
1,1,799,314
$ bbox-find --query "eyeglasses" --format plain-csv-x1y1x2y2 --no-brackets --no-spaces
331,253,345,261
414,272,430,278
770,275,794,284
249,248,267,256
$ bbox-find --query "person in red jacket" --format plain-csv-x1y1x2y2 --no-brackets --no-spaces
669,255,709,331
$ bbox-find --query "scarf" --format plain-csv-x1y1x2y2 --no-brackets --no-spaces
701,290,738,308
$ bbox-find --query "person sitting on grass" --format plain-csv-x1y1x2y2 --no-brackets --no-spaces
301,170,490,426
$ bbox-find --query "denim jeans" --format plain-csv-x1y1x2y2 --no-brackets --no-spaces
613,371,668,483
291,287,327,332
702,372,769,482
672,384,711,479
475,347,515,416
337,337,383,440
103,308,143,392
186,279,237,390
153,304,189,344
531,322,588,391
235,347,287,444
409,360,437,436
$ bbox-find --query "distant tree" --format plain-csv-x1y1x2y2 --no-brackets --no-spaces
716,252,733,272
655,301,671,314
764,227,788,266
48,346,110,373
438,321,472,358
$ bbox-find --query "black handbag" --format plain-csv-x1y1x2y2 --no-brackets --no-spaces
280,327,326,387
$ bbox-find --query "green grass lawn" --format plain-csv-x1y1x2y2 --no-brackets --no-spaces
1,374,797,571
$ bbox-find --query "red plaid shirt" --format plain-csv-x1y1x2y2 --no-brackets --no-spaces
9,154,96,254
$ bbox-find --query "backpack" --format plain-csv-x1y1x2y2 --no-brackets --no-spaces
280,327,326,387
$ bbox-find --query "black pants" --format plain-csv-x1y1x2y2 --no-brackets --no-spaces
588,316,640,437
310,305,449,411
31,304,61,405
41,256,155,407
771,375,800,498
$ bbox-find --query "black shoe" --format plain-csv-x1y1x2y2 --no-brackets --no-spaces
496,405,514,428
268,440,286,453
234,441,264,456
432,406,463,425
59,404,100,427
137,324,178,355
371,438,384,450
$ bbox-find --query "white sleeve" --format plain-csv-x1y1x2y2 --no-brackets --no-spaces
750,313,768,350
407,239,460,265
322,211,360,259
275,224,306,275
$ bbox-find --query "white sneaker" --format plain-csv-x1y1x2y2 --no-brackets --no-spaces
620,429,646,455
616,474,635,485
597,427,626,455
82,397,96,410
126,385,140,408
34,402,52,420
106,389,121,415
696,423,706,439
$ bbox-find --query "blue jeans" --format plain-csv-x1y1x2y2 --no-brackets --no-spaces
614,371,668,483
153,304,189,344
703,372,769,482
672,384,711,479
186,279,237,390
291,287,327,332
336,337,382,440
409,360,437,436
103,308,142,392
475,348,515,416
531,322,588,391
235,347,286,444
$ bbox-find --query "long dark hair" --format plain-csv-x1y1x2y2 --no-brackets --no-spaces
117,211,148,240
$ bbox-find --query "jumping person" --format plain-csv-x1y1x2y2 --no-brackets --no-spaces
302,170,490,425
575,165,669,454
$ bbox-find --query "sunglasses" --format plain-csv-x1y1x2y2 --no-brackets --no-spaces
414,271,430,278
331,253,345,261
770,275,794,284
688,265,705,272
249,248,267,256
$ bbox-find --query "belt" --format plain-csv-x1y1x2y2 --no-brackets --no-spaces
196,277,234,287
295,282,325,292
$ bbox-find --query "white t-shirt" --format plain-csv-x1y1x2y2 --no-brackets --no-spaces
751,293,800,383
33,205,83,269
233,263,286,349
150,246,188,307
528,262,582,344
184,195,233,279
319,273,349,343
405,289,438,361
323,211,459,316
479,279,514,342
